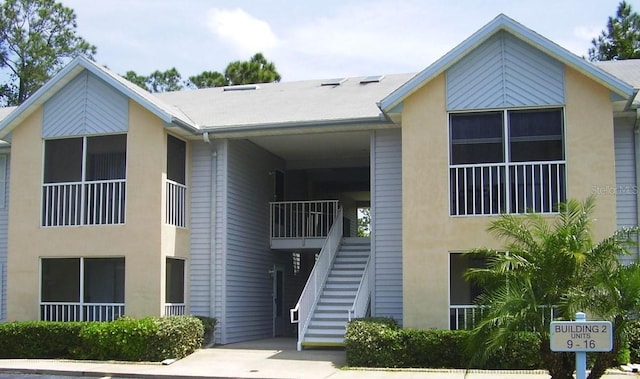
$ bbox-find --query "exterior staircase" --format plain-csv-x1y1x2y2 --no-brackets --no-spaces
300,237,370,347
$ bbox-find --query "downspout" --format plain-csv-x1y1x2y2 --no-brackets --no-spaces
203,132,218,326
634,110,640,262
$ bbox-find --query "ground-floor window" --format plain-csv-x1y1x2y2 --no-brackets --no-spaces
40,257,125,321
449,253,485,330
165,258,186,315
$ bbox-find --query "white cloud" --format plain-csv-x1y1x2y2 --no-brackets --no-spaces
274,1,482,80
206,8,280,55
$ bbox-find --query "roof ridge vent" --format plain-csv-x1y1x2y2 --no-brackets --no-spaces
223,84,260,91
321,78,346,86
360,75,385,84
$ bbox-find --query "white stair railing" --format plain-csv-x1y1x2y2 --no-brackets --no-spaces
290,207,343,351
348,255,371,321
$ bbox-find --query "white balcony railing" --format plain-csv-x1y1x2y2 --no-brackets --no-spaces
450,161,565,216
449,304,560,330
42,180,126,226
166,180,187,227
270,200,340,240
40,302,125,322
164,303,186,316
291,207,343,351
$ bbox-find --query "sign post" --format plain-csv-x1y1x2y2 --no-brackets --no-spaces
550,312,613,379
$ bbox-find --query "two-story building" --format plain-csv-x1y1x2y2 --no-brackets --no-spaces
0,14,638,350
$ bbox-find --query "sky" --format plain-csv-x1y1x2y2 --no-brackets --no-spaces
60,0,634,83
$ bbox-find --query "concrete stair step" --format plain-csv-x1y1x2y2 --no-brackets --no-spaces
315,305,351,312
306,327,345,336
308,320,348,328
301,336,344,347
322,290,357,297
311,313,349,321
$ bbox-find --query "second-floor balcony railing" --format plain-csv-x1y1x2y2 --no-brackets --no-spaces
42,179,126,227
450,161,566,216
270,200,340,240
165,180,187,228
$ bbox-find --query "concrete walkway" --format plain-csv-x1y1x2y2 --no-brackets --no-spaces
0,338,636,379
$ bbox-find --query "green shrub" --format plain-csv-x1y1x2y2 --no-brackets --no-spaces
399,329,470,368
344,318,402,367
76,317,158,361
147,316,204,360
0,316,204,361
193,316,217,346
0,321,84,358
344,318,543,369
482,332,543,369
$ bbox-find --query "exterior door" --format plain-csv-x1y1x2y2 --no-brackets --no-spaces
272,265,286,336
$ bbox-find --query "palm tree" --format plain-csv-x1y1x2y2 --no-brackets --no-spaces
464,197,638,379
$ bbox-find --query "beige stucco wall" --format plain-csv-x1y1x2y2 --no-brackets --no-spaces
401,68,617,330
6,100,189,320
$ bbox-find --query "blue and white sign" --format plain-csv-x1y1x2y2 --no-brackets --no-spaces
550,320,612,352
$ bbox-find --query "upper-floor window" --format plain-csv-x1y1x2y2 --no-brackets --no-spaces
165,135,186,227
449,108,565,216
42,135,127,226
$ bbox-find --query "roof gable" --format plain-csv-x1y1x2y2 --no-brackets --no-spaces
0,56,198,139
379,14,636,112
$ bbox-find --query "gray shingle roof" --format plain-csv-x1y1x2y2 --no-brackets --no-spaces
595,59,640,89
154,74,415,130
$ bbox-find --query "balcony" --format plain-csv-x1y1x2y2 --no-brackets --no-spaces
270,200,340,249
449,304,560,330
42,180,126,226
165,180,187,227
450,161,565,216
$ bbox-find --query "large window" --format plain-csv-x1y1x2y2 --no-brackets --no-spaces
40,257,125,321
42,135,127,226
449,108,565,215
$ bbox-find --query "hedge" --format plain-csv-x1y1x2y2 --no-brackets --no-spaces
344,317,542,369
0,315,205,361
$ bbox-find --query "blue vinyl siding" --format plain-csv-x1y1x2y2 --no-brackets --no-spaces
447,31,564,110
223,139,284,343
371,129,403,324
43,71,128,137
189,140,226,344
614,117,638,264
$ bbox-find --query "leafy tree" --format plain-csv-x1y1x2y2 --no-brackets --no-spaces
224,53,281,86
146,68,184,93
125,53,281,92
188,71,227,89
122,71,148,90
357,207,370,237
464,197,638,379
123,68,187,93
0,0,96,105
588,1,640,61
